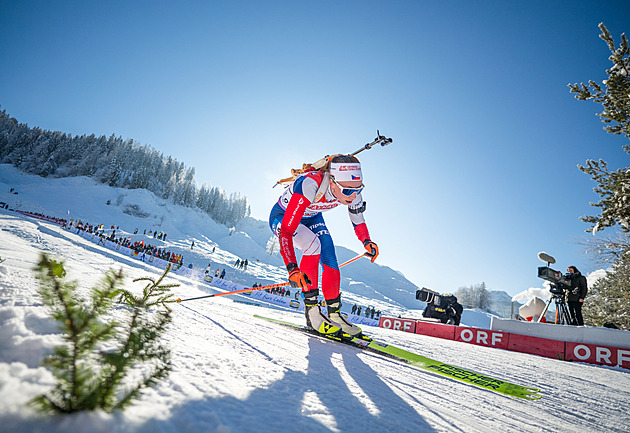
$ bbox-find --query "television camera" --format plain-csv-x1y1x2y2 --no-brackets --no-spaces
416,287,463,325
536,252,572,324
537,267,571,296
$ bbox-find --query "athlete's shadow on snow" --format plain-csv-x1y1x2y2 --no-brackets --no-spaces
151,335,436,433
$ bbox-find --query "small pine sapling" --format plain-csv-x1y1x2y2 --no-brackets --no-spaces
32,253,178,413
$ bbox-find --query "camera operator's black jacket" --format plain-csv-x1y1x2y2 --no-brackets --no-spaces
567,272,588,301
422,295,463,326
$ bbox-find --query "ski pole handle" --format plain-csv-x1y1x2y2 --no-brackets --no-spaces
175,253,368,303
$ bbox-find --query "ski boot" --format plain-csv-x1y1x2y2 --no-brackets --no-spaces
303,289,342,337
327,295,364,339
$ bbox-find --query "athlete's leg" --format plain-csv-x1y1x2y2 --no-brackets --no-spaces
303,215,339,300
289,222,321,291
304,216,362,337
270,214,339,335
270,213,321,290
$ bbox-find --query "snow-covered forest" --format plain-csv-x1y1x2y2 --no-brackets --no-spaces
0,110,250,225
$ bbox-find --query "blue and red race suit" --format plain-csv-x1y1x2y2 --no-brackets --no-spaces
269,170,371,300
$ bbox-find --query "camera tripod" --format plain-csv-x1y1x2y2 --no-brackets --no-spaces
538,286,573,325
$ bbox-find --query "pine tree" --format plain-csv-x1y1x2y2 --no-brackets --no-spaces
32,253,177,414
582,255,630,329
568,23,630,328
568,23,630,233
455,282,491,310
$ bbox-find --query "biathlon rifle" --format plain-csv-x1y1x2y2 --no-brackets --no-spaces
275,130,392,187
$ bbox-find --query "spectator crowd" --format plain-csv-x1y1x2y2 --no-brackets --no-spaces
66,220,184,266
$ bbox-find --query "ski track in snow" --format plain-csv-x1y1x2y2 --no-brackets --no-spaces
1,202,630,431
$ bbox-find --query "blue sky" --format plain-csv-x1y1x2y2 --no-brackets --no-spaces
1,1,629,297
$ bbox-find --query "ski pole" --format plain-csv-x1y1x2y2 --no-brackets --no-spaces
176,253,368,303
337,252,367,268
176,281,290,303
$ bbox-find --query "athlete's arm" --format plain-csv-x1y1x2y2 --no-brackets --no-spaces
348,195,369,242
279,192,311,267
348,195,378,262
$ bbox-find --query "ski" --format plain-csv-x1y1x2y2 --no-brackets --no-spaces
255,315,541,400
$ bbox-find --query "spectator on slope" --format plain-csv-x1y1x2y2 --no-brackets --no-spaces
269,154,378,338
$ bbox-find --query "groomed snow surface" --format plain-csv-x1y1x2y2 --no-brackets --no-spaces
2,216,630,432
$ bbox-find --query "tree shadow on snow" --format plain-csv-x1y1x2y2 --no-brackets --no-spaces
143,334,437,433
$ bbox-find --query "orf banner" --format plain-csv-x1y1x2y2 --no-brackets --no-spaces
456,328,509,350
565,342,630,369
379,316,417,333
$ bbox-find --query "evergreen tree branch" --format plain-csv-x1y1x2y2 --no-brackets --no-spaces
32,253,177,414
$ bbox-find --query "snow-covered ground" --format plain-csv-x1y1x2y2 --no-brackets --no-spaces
2,210,630,432
1,169,629,432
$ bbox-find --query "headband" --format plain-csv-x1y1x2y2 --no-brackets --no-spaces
329,162,362,182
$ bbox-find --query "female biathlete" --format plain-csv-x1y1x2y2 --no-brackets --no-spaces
269,154,378,337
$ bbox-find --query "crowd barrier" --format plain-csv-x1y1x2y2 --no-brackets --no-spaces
15,210,67,226
378,316,630,370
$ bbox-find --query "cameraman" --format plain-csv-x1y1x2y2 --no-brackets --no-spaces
565,266,588,326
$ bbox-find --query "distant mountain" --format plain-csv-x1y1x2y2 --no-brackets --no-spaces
489,290,522,318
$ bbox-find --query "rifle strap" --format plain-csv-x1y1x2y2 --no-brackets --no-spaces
314,172,331,203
